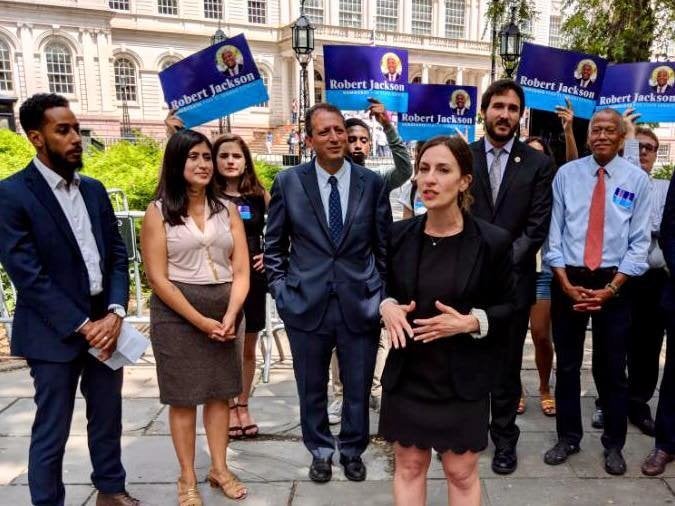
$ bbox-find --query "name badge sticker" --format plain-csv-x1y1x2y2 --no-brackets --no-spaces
238,205,252,220
612,187,635,209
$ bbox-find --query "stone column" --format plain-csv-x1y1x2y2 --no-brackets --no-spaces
95,30,114,113
17,23,34,100
80,29,99,113
421,63,430,84
456,65,464,85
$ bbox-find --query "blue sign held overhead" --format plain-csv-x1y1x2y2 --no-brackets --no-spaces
516,42,607,119
597,62,675,122
159,34,269,128
397,84,477,142
324,45,409,112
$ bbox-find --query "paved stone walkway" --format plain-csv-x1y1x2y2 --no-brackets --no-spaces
0,333,672,505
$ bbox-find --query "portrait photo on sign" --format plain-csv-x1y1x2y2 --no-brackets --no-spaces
574,59,598,88
650,65,674,94
381,52,403,82
450,89,471,115
216,45,245,76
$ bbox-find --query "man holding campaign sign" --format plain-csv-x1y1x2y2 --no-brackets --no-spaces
158,34,268,128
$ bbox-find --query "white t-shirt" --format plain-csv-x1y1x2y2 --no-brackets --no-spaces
398,180,427,216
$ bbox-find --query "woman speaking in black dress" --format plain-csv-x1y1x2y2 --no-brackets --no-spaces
379,136,515,506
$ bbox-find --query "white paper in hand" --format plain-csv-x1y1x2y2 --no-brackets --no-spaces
88,321,150,370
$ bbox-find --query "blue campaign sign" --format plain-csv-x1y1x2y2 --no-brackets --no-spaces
597,62,675,122
324,45,408,112
397,84,477,142
516,42,607,119
158,34,269,128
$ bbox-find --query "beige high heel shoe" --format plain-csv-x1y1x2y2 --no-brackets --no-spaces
207,468,248,501
177,478,202,506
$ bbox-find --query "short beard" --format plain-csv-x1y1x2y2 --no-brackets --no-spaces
486,121,518,144
45,142,83,173
350,151,367,165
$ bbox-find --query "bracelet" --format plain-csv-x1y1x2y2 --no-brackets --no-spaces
605,282,619,296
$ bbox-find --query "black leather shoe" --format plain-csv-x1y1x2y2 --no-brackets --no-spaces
630,416,656,437
309,457,332,483
339,455,366,481
604,448,627,475
544,441,580,465
491,447,517,475
591,408,604,429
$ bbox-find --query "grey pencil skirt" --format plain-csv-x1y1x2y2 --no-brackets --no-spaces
150,281,243,406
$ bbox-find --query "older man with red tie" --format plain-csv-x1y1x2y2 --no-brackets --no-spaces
543,108,651,476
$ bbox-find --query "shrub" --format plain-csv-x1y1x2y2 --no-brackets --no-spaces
653,163,673,181
0,130,34,179
254,159,284,191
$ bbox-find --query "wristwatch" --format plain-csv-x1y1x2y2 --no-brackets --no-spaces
605,283,619,297
109,305,126,319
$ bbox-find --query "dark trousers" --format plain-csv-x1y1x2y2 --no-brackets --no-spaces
655,289,675,454
552,267,630,450
489,306,530,450
286,297,378,460
27,351,125,506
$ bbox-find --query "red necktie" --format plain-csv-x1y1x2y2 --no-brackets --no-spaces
583,167,605,270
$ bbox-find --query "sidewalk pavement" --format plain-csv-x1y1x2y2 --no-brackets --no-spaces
0,332,672,506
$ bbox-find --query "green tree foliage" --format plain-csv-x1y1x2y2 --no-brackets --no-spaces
561,0,675,63
653,163,674,181
0,130,282,211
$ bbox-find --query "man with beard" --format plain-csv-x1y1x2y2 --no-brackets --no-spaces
469,80,555,475
0,94,137,505
328,98,411,424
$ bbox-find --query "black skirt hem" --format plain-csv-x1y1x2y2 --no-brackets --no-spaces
381,436,487,455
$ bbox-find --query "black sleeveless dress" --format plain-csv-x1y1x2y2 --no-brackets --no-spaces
378,231,489,454
225,193,267,333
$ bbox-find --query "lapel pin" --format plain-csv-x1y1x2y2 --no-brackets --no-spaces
514,156,521,163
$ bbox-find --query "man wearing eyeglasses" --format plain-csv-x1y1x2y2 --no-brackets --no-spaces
624,127,670,436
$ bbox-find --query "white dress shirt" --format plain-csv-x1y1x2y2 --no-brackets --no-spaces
33,157,103,296
315,159,350,223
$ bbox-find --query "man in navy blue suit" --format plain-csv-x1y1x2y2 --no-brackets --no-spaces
642,175,675,476
265,103,391,483
0,94,138,506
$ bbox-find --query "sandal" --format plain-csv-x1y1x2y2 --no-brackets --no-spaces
207,469,248,501
229,404,243,440
177,478,202,506
237,403,259,439
540,393,556,417
517,394,526,415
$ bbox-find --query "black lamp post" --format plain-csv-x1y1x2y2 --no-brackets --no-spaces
119,76,132,139
292,0,315,160
211,10,231,134
498,7,523,78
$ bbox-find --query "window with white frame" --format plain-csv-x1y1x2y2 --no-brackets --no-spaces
158,0,178,15
549,16,561,47
257,71,269,107
109,0,130,9
304,0,324,25
376,0,398,32
160,57,180,71
657,144,671,165
445,0,465,38
412,0,432,35
45,42,74,95
204,0,222,19
114,57,137,102
339,0,362,28
0,39,12,92
248,0,267,23
520,18,532,37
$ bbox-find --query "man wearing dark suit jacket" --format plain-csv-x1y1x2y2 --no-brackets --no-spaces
265,103,391,483
0,94,138,506
642,175,675,476
469,80,555,475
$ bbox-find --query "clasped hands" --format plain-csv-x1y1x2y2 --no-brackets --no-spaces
200,311,239,342
563,284,613,312
81,313,123,361
380,300,479,349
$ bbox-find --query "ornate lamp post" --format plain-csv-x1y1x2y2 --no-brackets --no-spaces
292,0,315,160
119,76,132,139
498,7,523,79
211,7,231,133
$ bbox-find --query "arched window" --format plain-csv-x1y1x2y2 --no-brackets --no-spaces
411,75,422,84
160,57,180,71
114,57,138,101
445,78,456,85
314,70,324,103
258,71,269,107
0,39,12,92
45,42,74,94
